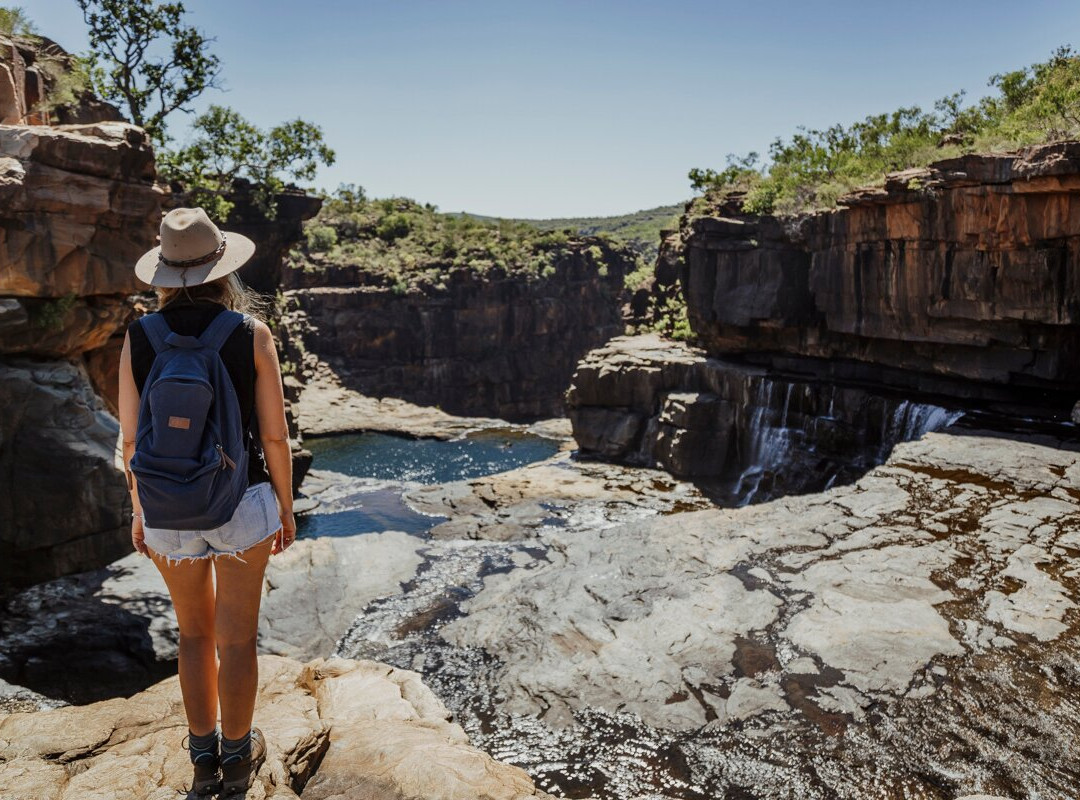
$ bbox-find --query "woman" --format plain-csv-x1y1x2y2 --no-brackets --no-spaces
118,207,297,796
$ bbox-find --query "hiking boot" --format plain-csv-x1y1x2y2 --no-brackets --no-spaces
181,731,221,797
220,727,265,796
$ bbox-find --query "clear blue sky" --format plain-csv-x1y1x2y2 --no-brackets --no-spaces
28,0,1080,217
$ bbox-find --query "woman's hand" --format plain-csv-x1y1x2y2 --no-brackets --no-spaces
272,510,296,555
131,515,149,557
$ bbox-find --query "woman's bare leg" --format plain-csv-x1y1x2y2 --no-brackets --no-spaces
213,535,274,740
148,552,218,736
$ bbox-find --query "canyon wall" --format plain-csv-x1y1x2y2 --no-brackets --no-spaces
682,143,1080,416
0,121,163,586
570,144,1080,495
0,121,319,585
283,242,633,421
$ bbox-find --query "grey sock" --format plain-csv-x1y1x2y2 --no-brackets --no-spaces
188,728,219,765
220,729,252,765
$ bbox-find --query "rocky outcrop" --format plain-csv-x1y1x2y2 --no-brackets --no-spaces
566,334,959,503
440,428,1080,797
0,119,162,408
226,178,323,295
283,243,632,422
680,143,1080,420
0,654,558,800
0,32,124,126
0,359,131,588
0,121,161,586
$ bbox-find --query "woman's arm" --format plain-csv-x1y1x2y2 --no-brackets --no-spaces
253,319,296,553
118,330,149,557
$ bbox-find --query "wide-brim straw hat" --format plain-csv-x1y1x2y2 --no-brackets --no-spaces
135,207,256,288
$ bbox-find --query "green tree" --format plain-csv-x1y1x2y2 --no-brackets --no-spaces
75,0,222,144
158,104,336,221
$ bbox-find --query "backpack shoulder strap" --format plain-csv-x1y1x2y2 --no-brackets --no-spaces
198,309,246,352
139,313,174,355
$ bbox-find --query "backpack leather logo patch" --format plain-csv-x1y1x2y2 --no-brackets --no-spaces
168,416,192,430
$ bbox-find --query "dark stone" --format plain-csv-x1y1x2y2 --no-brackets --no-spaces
284,241,633,421
0,359,131,588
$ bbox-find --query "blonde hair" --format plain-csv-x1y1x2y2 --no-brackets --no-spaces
156,272,269,321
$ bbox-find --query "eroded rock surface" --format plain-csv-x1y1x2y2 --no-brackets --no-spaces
0,359,130,588
0,655,557,800
435,429,1080,798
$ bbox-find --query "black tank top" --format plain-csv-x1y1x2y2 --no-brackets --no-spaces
128,298,271,488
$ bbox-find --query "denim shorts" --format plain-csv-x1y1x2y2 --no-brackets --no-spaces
143,481,282,566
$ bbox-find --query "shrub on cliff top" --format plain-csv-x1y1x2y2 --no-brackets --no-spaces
692,46,1080,215
0,5,35,36
289,184,630,291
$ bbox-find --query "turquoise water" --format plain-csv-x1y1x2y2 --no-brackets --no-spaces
305,429,561,485
296,429,561,538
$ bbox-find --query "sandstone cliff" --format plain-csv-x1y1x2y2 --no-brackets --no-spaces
681,142,1080,419
570,144,1080,493
283,242,632,422
0,121,163,587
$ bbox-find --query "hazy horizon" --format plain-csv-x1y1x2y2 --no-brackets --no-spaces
28,0,1080,218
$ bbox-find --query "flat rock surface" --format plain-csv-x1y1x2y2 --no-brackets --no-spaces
404,450,711,541
296,371,572,442
0,532,428,702
437,429,1080,797
0,655,556,800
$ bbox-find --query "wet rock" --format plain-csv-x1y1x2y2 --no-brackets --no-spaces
404,450,711,542
0,654,557,800
437,429,1080,796
566,334,959,502
0,358,130,588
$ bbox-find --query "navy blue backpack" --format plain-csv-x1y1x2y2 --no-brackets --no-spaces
130,309,250,529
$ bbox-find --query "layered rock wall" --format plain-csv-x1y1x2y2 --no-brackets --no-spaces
0,121,162,586
284,245,631,421
567,334,958,502
681,143,1080,418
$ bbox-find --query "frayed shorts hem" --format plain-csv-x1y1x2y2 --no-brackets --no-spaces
148,523,282,567
143,481,282,566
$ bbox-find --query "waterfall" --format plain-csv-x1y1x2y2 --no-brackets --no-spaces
731,378,962,506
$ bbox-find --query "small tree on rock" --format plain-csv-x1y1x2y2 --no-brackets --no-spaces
158,104,336,221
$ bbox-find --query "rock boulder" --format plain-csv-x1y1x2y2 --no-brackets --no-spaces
0,359,130,588
0,654,558,800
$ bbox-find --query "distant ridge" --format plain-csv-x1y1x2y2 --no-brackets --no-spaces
452,204,684,263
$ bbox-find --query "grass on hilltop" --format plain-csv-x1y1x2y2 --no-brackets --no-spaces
290,186,622,292
691,45,1080,216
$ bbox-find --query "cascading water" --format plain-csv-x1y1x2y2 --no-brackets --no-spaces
731,378,963,505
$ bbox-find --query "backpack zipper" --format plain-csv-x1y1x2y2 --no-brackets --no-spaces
216,443,237,471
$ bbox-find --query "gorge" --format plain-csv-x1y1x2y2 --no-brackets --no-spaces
3,25,1079,800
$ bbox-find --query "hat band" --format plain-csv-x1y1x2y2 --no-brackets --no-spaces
161,236,227,268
